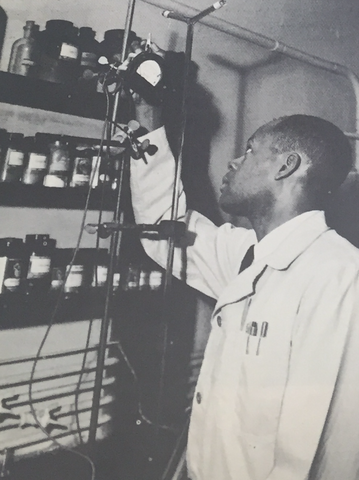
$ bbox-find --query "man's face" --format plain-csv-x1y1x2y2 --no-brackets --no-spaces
219,132,279,217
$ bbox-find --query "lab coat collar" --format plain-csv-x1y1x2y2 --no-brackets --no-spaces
263,211,330,270
213,212,330,315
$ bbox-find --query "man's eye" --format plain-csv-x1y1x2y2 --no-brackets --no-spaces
245,146,252,154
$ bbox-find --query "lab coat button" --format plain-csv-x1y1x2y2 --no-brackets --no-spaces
217,315,222,327
196,392,202,404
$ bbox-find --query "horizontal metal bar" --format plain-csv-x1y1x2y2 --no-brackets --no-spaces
0,396,114,434
140,0,359,167
2,385,97,410
0,359,117,391
4,425,90,451
344,131,359,140
0,342,119,368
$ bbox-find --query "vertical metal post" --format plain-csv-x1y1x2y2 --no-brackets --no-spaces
157,0,225,438
88,0,137,453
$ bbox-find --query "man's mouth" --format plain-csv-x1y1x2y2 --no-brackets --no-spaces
220,182,228,193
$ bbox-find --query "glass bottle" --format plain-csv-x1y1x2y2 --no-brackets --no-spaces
8,20,39,76
43,136,71,188
0,238,26,294
70,142,93,187
36,20,79,84
64,249,86,295
0,133,25,183
22,136,49,185
78,27,99,74
25,234,56,294
91,248,109,289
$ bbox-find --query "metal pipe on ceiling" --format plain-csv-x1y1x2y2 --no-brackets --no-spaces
140,0,359,166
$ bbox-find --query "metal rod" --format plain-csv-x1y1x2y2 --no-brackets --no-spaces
3,426,96,452
3,386,99,409
88,1,138,453
157,0,223,440
190,1,226,24
0,343,118,368
1,361,117,391
140,0,359,167
344,131,359,141
111,0,137,136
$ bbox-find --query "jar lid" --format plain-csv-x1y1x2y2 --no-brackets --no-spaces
79,27,95,37
8,133,24,141
0,237,23,248
45,19,74,34
24,21,36,28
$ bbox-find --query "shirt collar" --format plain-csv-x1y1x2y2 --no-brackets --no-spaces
253,211,330,270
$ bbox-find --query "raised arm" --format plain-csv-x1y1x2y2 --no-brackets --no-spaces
130,103,255,299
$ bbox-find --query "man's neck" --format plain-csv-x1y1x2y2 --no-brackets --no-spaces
250,209,311,241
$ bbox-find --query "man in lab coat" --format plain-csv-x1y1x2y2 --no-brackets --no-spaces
130,106,359,479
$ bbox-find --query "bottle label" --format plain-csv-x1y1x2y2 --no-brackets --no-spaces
4,277,21,289
7,150,24,166
28,153,47,170
149,270,163,290
81,52,97,67
139,270,149,290
112,272,121,290
22,59,36,67
60,43,79,60
65,264,84,290
43,174,67,188
28,255,51,278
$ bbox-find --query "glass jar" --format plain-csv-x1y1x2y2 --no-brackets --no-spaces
36,19,80,84
99,29,138,64
0,133,25,183
25,234,56,294
91,248,109,289
50,248,67,291
22,136,48,185
78,27,99,72
8,20,40,77
43,136,71,188
69,142,93,187
123,263,140,291
64,248,96,294
0,237,26,294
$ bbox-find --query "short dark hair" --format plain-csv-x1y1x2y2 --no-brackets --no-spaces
256,114,353,195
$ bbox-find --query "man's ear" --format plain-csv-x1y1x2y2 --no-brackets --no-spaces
275,152,301,180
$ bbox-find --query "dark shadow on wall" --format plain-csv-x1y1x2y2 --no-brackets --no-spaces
326,170,359,248
162,51,222,226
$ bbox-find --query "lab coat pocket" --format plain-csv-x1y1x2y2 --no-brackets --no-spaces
238,325,290,438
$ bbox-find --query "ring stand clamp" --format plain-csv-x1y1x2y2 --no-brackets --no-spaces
123,49,165,106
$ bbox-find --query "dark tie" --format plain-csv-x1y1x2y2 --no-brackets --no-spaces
238,245,255,274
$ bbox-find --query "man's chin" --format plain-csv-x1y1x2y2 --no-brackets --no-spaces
219,199,237,216
219,198,247,218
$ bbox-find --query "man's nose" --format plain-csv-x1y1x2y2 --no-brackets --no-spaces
227,155,244,171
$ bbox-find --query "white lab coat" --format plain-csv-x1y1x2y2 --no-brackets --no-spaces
130,127,359,480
